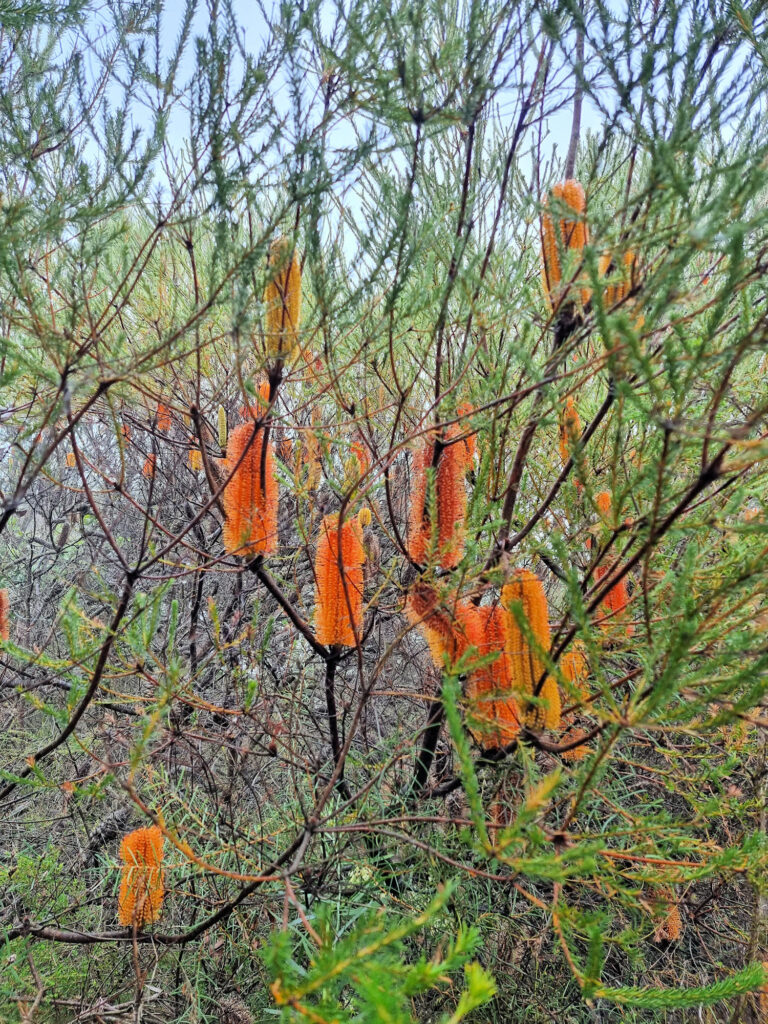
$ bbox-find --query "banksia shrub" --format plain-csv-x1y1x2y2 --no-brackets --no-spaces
408,426,467,569
463,604,520,747
222,424,278,557
264,236,301,358
117,825,164,928
501,569,560,730
142,453,156,479
157,403,172,432
0,588,9,642
540,180,589,309
314,513,366,646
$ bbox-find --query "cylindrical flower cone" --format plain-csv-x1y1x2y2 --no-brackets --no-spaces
314,513,366,647
117,825,164,928
222,423,278,557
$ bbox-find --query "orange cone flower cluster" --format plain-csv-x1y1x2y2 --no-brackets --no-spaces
405,583,464,668
0,589,9,642
406,585,520,747
117,826,164,928
592,491,633,636
653,899,683,943
540,180,589,309
561,642,589,705
314,513,366,646
408,426,468,569
456,403,477,467
502,569,560,730
560,642,590,760
558,396,582,468
350,439,370,477
462,604,520,747
157,404,172,432
222,423,278,557
598,249,636,306
264,237,302,358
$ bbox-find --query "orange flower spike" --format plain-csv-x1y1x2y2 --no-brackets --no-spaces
541,180,589,308
464,604,520,747
561,728,590,761
558,396,582,467
157,404,172,432
561,642,589,704
501,568,551,695
436,428,467,567
117,825,164,928
303,430,322,489
592,491,633,636
405,583,460,667
456,402,477,468
408,429,467,569
599,249,636,306
188,448,203,472
0,589,9,642
538,675,562,730
314,514,366,647
142,453,156,479
501,569,561,729
264,237,302,358
66,451,76,468
222,423,278,557
654,901,683,943
407,441,432,565
351,439,370,477
595,489,613,523
595,562,632,634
